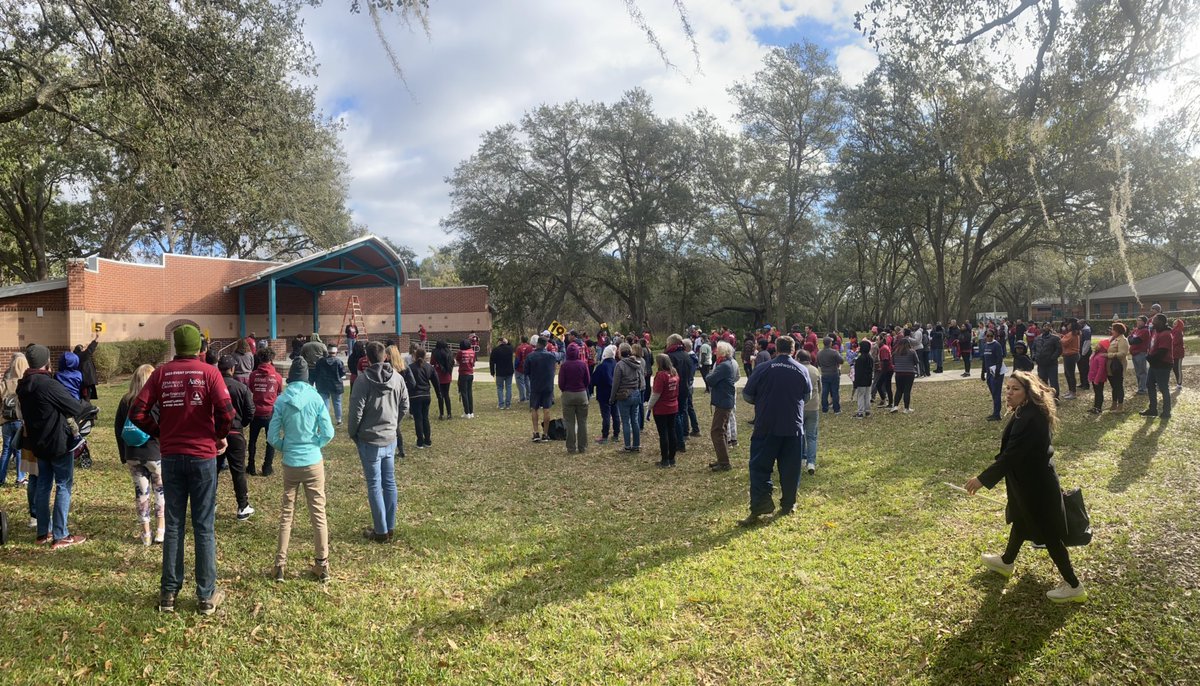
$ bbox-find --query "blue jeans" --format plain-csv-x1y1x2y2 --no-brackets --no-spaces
820,375,840,413
599,398,621,439
357,441,397,535
748,434,804,514
1133,353,1148,393
616,391,642,448
988,372,1005,419
35,453,74,540
1,420,24,483
932,349,944,371
160,455,218,599
803,413,818,465
685,386,700,433
496,375,513,408
320,391,343,423
1147,366,1172,417
515,371,529,403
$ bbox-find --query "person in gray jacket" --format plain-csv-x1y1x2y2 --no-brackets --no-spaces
609,344,645,451
1034,327,1063,399
705,341,739,472
815,338,844,414
347,341,409,542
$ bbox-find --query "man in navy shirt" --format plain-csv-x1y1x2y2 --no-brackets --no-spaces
739,335,811,526
524,338,558,442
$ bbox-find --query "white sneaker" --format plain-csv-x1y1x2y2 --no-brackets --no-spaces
1177,384,1184,392
889,406,899,413
980,553,1014,578
806,461,816,475
237,505,255,521
903,408,914,414
1062,393,1076,400
29,517,37,528
1046,580,1087,603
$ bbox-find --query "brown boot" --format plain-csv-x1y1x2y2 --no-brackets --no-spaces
1112,403,1124,413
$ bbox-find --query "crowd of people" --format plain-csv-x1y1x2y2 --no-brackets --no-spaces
0,306,1189,611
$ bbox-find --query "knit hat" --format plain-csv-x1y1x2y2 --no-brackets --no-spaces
287,357,309,383
26,344,50,369
173,325,202,356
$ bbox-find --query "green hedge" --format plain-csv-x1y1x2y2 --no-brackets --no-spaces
92,340,169,382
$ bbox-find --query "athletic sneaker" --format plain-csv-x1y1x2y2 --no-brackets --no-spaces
1046,580,1087,603
532,433,542,443
51,535,87,550
273,566,285,582
903,408,914,414
237,505,255,521
980,553,1014,578
158,591,176,613
1062,393,1076,400
806,461,816,475
311,561,331,583
595,436,608,444
28,517,37,528
197,588,226,615
889,406,899,413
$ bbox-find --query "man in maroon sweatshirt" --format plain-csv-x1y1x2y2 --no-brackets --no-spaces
131,325,235,615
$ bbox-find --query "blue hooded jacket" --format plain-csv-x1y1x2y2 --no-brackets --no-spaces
55,352,84,400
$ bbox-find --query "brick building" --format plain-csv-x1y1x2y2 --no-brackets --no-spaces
0,236,491,369
1085,264,1200,319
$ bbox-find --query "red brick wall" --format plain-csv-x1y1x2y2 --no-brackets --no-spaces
0,288,68,312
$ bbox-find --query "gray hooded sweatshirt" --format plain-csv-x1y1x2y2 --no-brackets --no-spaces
347,362,410,446
609,356,644,404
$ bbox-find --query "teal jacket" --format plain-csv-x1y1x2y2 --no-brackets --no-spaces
267,381,334,467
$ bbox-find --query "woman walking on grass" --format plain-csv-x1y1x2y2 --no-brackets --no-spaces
1106,323,1130,413
647,353,680,468
115,364,165,546
965,371,1086,604
890,337,919,414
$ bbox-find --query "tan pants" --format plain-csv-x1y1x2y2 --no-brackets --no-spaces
711,406,732,465
275,463,328,567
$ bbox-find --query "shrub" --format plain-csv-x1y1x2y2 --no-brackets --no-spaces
94,340,170,382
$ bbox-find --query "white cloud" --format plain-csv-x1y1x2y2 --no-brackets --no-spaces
298,0,871,258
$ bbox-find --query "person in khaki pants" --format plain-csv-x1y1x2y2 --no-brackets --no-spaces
705,341,739,472
267,359,335,582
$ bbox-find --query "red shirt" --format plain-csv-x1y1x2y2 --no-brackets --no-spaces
1129,325,1151,355
515,342,533,373
130,356,234,458
456,348,476,376
248,363,283,417
652,371,679,415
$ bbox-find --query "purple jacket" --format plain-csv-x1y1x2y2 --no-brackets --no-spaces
557,343,591,393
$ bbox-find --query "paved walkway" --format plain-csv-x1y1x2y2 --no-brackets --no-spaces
277,354,1200,388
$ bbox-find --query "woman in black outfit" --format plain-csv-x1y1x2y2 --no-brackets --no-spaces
432,340,456,420
965,370,1086,603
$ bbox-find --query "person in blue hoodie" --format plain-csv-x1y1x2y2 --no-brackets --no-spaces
267,358,335,583
589,345,620,445
55,352,84,400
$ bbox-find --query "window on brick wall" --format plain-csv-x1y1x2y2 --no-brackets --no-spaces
1119,302,1129,316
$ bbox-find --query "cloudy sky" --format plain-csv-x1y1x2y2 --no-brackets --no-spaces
297,0,877,259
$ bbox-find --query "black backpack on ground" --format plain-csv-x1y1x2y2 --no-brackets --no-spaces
0,510,9,546
546,418,566,440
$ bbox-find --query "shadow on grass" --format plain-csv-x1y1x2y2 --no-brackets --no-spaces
396,509,751,643
1107,417,1166,494
926,574,1076,686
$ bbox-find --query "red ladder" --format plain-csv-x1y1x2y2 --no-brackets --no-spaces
337,295,368,349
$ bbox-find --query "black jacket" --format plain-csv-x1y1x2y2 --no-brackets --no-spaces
667,346,694,389
78,339,99,387
408,360,435,398
977,407,1066,544
115,396,161,464
16,370,87,460
852,345,874,388
222,375,255,432
1034,332,1062,365
489,343,515,377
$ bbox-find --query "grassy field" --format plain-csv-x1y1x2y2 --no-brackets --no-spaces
1,370,1197,684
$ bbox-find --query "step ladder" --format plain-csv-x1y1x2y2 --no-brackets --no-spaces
337,295,368,349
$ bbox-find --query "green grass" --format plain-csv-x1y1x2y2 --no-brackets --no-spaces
2,372,1198,684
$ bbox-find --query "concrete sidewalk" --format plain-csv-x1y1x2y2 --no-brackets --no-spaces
277,354,1200,388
